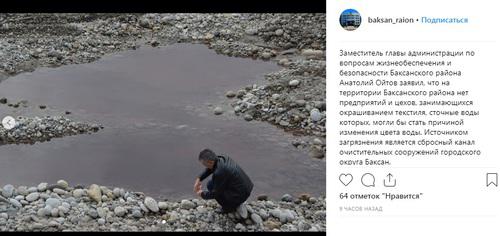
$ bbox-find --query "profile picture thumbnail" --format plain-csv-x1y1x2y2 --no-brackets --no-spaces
340,9,361,31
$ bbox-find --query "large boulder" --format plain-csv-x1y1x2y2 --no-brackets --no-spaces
114,206,127,217
180,199,196,210
2,184,15,198
144,196,159,213
87,184,102,203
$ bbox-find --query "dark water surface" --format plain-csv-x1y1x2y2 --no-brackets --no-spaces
0,43,325,200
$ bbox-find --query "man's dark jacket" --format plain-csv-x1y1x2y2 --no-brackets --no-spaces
198,154,253,211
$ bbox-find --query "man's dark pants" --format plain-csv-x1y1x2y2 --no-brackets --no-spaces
207,179,246,213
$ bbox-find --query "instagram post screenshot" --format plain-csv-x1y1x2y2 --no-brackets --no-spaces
0,0,326,233
0,0,498,235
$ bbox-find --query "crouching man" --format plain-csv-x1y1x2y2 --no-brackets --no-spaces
194,148,253,213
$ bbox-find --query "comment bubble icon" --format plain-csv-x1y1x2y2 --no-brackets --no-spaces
361,173,376,187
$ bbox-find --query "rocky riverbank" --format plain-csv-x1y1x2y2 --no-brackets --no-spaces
0,181,326,232
0,13,326,159
0,115,102,145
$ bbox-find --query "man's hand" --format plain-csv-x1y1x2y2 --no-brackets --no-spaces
195,184,201,193
196,189,203,198
193,178,201,193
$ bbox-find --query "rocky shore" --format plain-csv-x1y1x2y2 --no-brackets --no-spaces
0,181,326,232
0,13,326,159
0,115,102,145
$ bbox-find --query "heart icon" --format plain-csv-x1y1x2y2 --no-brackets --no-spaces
339,173,353,186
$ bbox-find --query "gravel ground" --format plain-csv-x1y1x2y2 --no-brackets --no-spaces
0,181,326,232
0,115,102,145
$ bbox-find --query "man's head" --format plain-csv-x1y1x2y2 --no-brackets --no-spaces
199,148,217,169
